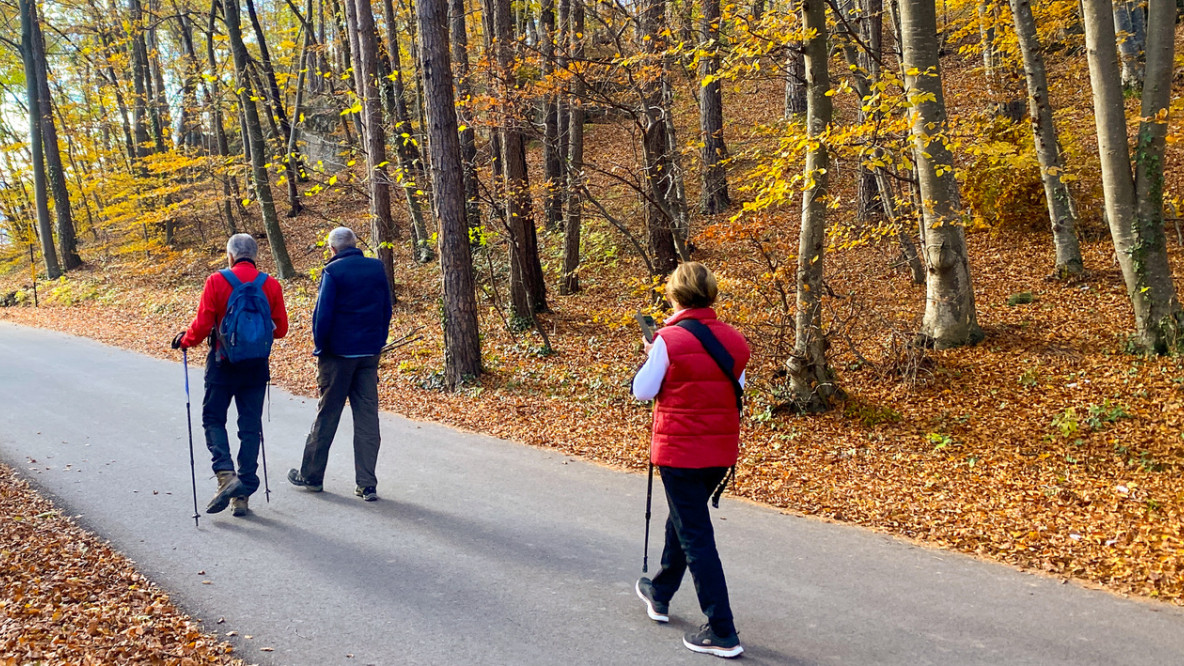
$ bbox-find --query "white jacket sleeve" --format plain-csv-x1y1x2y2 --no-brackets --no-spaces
631,336,670,401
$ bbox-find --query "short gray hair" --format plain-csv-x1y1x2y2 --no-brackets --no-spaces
328,227,357,252
226,233,258,262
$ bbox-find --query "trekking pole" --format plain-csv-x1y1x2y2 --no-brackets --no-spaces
182,350,200,527
259,382,272,503
642,461,654,573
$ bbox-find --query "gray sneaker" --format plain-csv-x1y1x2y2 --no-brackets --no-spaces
636,577,669,622
287,468,323,492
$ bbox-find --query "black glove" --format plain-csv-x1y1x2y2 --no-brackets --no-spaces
171,331,186,350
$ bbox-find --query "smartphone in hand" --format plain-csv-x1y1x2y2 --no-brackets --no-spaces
635,312,657,343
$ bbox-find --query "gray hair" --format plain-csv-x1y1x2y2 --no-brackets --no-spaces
226,233,258,262
328,227,357,252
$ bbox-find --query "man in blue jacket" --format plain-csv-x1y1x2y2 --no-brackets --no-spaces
288,227,393,501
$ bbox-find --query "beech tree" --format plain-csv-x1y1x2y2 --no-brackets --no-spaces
19,0,60,278
898,0,982,348
1009,0,1082,277
1082,0,1183,352
698,0,730,214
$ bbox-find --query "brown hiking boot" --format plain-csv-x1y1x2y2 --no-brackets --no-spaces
230,496,249,517
206,470,244,514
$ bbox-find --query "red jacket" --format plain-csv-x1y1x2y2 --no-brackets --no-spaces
180,260,288,350
651,308,750,468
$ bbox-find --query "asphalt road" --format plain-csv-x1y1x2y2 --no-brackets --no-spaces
3,320,1184,665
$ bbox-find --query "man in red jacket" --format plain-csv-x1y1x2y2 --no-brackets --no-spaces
172,234,288,517
631,262,749,659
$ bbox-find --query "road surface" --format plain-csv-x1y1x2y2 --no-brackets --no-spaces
2,321,1183,665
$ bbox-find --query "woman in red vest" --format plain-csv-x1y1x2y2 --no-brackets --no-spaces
632,262,750,659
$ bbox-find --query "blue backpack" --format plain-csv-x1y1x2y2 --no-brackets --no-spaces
216,269,275,363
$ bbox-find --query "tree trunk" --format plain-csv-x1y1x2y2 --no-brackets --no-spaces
898,0,983,348
639,0,681,276
449,0,481,229
540,0,564,230
976,0,997,92
492,0,548,318
147,0,171,151
698,0,730,214
19,0,60,278
1010,0,1083,277
127,0,151,160
205,0,239,234
561,0,585,295
1113,0,1145,90
30,2,81,270
417,0,482,388
224,0,296,277
784,45,806,119
1083,0,1182,351
343,0,397,298
787,0,840,411
380,0,434,262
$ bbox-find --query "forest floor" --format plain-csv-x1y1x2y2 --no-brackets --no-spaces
4,30,1184,662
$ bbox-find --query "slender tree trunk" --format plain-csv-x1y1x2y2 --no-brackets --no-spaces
1010,0,1083,277
417,0,482,387
245,0,304,215
976,0,997,92
224,0,296,277
19,0,60,278
492,0,548,318
1083,0,1182,351
147,0,170,150
30,3,81,270
380,0,434,262
898,0,982,348
204,1,239,234
561,0,585,295
343,0,397,298
127,0,151,160
698,0,730,214
639,0,680,275
1113,0,1145,90
449,0,481,229
540,0,564,230
788,0,839,411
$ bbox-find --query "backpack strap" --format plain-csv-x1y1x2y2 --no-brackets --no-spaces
674,319,742,411
219,268,243,288
674,318,742,508
251,272,268,288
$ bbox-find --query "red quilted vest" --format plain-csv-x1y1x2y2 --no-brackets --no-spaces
650,308,750,468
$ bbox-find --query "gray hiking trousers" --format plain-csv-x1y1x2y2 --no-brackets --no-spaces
299,354,382,488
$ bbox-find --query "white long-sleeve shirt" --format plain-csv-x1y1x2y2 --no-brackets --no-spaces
631,336,746,401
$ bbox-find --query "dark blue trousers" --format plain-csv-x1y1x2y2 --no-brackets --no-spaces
201,376,266,497
650,466,736,637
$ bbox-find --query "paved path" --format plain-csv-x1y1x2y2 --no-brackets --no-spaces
3,321,1184,665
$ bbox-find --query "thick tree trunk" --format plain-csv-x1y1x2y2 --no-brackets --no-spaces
224,0,296,278
898,0,982,348
787,0,839,411
343,0,397,298
417,0,482,387
561,0,585,295
30,3,81,270
449,0,481,229
1083,0,1182,351
698,0,730,214
19,0,60,278
1010,0,1083,277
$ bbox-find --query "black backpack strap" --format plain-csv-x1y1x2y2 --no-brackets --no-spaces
674,319,743,509
674,319,742,412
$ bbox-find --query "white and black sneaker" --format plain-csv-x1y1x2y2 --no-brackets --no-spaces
356,486,378,501
635,577,669,623
683,624,743,658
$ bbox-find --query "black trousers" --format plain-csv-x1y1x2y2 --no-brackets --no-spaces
650,465,735,637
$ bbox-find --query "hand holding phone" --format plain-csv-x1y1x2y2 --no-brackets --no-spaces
635,312,657,343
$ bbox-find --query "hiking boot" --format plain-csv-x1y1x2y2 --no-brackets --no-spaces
230,496,249,517
206,471,244,514
683,624,743,658
635,577,669,622
287,468,322,492
355,486,377,502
